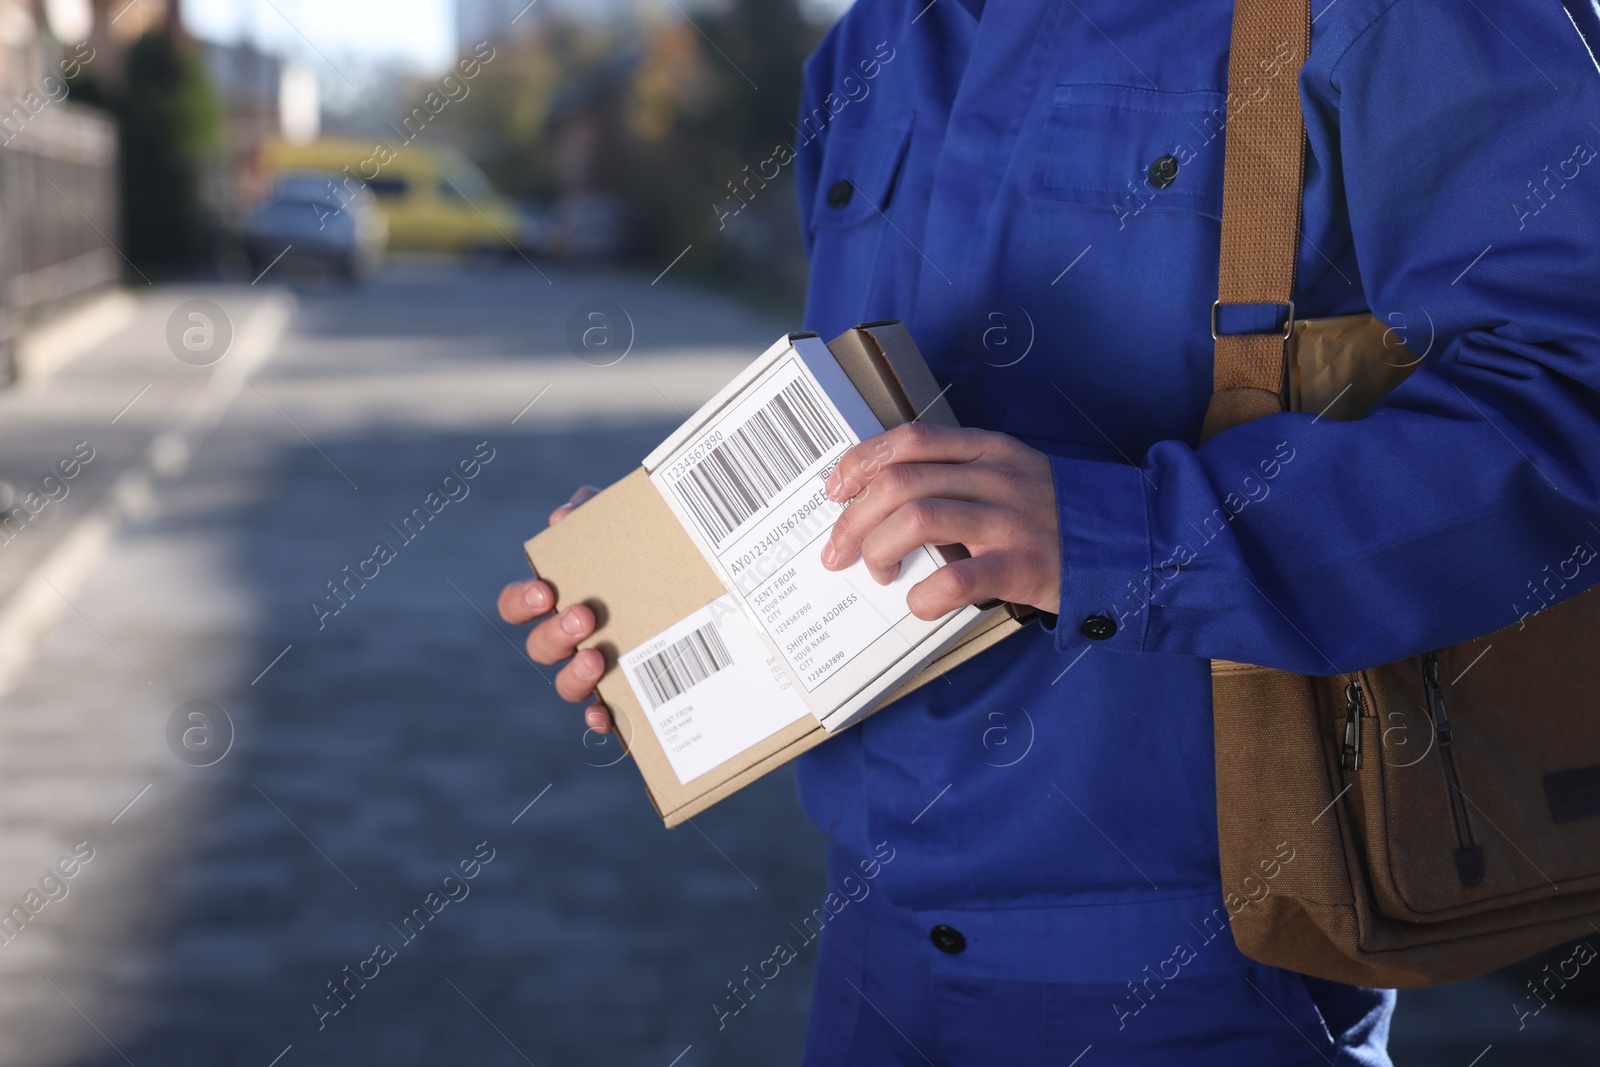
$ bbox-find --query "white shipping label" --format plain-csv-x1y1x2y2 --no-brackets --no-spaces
654,355,939,693
619,594,812,785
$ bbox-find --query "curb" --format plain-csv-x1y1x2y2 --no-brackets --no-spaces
15,289,140,387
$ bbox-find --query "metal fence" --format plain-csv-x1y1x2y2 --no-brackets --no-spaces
0,100,120,384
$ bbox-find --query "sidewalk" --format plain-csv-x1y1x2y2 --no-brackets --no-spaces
0,286,293,695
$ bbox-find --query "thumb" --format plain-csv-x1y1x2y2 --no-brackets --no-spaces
549,485,601,527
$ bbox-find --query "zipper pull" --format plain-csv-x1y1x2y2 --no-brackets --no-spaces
1341,678,1364,771
1423,654,1454,746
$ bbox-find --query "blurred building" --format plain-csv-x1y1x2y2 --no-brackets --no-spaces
197,38,286,218
0,0,119,384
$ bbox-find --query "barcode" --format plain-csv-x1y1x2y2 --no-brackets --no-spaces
674,376,843,545
635,622,734,709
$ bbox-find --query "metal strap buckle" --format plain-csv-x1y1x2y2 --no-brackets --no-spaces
1210,300,1295,342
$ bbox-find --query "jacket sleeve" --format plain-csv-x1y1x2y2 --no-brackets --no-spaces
1046,0,1600,674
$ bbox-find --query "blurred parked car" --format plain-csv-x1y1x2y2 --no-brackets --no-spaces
243,171,389,282
261,139,533,256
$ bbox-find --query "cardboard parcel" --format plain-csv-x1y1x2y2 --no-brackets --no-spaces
524,322,1033,827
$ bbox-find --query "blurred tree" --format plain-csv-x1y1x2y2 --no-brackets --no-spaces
436,22,589,204
69,31,220,273
434,0,820,305
623,0,814,291
117,31,220,270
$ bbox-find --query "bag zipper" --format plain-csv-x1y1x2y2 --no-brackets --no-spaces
1340,677,1366,772
1422,654,1485,887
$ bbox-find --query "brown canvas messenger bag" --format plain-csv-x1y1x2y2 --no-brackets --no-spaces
1201,0,1600,988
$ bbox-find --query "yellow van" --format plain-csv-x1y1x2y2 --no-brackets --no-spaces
260,138,527,254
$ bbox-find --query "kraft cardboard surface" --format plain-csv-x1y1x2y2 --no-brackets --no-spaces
829,319,961,429
523,322,1032,827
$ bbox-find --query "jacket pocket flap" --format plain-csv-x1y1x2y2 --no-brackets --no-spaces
809,111,916,229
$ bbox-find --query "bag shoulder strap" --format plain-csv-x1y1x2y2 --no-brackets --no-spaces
1199,0,1312,443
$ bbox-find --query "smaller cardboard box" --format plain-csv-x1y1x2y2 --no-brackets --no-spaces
524,322,1033,827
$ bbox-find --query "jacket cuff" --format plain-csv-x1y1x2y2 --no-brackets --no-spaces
1044,453,1153,654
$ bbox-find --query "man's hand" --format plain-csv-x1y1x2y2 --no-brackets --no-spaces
497,485,615,733
820,423,1061,620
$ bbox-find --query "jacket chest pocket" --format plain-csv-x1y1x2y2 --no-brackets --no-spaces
1029,84,1226,224
802,111,916,326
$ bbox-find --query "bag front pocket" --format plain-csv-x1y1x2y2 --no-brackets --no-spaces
1344,597,1600,922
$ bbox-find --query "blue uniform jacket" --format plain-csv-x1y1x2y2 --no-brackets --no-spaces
792,0,1600,986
